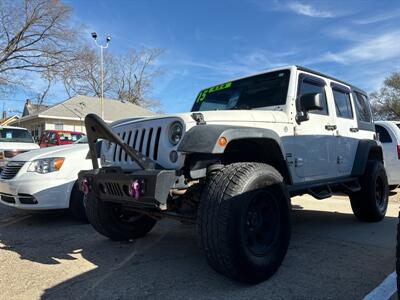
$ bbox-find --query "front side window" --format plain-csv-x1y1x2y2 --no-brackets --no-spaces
192,70,290,111
354,92,372,122
0,128,34,143
298,80,328,115
333,89,353,119
375,125,392,143
49,132,57,144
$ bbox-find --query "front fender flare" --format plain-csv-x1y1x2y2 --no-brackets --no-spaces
178,125,284,154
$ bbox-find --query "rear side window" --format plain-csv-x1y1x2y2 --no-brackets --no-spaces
298,80,328,115
333,89,353,119
354,92,372,122
375,125,392,143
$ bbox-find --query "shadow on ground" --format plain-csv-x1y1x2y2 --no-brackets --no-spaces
0,204,397,299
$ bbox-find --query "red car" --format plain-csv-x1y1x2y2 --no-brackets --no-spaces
39,130,85,148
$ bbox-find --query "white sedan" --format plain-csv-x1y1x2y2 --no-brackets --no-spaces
0,137,96,221
375,121,400,190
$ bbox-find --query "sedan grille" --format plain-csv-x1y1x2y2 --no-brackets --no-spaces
1,161,25,180
112,127,162,163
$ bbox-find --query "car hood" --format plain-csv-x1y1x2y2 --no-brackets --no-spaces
0,142,39,151
12,144,89,162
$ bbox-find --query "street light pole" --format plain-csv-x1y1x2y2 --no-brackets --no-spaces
91,32,111,120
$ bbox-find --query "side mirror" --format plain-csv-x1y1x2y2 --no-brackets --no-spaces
296,93,323,123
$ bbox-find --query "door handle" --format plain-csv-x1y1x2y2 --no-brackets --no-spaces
325,125,337,131
350,127,359,132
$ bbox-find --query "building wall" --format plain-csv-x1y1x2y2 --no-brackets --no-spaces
44,119,86,133
12,117,86,140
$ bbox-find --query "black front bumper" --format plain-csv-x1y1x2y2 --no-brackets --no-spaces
79,114,176,207
78,167,176,206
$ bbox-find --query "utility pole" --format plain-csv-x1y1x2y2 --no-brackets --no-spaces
91,32,111,120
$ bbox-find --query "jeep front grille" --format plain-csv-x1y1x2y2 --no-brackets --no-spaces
112,127,162,163
1,161,25,179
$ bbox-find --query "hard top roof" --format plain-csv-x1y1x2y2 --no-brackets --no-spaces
211,65,367,96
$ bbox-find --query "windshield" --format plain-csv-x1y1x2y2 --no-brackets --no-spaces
59,132,84,142
192,70,290,112
75,136,88,144
0,128,34,143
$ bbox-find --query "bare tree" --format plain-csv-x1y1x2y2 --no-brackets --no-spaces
370,72,400,120
60,45,116,98
115,48,163,108
60,46,163,109
0,0,76,89
34,70,53,105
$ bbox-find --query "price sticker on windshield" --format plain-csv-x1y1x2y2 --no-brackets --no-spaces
196,82,232,103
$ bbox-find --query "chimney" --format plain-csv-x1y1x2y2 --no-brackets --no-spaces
26,99,32,105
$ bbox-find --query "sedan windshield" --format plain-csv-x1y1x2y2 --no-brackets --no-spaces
192,70,290,112
0,128,34,143
75,136,88,144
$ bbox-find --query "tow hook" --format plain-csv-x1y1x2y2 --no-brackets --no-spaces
81,178,89,196
129,180,141,200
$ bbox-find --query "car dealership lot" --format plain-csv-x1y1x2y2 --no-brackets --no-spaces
0,194,398,300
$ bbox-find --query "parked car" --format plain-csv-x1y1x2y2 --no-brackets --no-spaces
0,136,96,221
79,65,388,283
375,121,400,190
0,126,40,170
39,130,85,148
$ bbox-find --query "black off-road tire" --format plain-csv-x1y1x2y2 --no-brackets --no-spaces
85,194,157,241
198,162,291,284
350,160,388,222
69,182,88,223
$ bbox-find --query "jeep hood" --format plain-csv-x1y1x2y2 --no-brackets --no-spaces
115,110,289,127
179,110,289,124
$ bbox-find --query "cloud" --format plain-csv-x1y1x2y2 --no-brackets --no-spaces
353,10,400,25
322,30,400,64
175,48,299,80
250,0,338,18
286,1,335,18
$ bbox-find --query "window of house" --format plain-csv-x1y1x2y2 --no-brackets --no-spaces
55,123,63,130
354,92,372,122
375,125,392,143
333,89,353,119
298,80,328,115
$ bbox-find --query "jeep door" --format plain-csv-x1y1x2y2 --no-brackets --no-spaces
293,73,337,181
329,82,359,175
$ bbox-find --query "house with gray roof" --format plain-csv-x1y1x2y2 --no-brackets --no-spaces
12,95,153,140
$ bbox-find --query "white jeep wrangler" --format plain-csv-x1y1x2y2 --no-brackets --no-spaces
79,65,388,283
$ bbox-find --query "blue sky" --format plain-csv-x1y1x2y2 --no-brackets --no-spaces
6,0,400,114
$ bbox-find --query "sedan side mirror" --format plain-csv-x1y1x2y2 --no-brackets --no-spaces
296,93,323,123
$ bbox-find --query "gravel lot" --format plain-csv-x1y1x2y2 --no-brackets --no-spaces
0,193,398,300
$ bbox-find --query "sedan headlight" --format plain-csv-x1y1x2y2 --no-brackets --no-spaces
168,121,184,145
27,157,65,174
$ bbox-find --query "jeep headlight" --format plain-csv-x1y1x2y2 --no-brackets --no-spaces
27,157,65,174
168,121,183,145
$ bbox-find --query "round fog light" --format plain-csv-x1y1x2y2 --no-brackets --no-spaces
169,150,178,163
